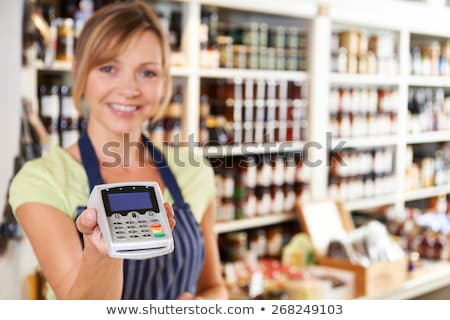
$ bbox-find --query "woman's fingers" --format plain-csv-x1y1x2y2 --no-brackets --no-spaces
76,208,108,255
164,203,176,230
177,292,201,300
75,208,97,235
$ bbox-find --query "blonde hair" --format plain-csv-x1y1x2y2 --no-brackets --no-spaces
73,1,172,120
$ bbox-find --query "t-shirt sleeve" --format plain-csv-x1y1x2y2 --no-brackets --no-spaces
188,152,217,221
9,159,68,215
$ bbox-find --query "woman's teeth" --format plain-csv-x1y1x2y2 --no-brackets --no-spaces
110,104,139,112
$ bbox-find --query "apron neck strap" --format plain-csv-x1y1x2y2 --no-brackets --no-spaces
141,134,185,206
78,129,103,191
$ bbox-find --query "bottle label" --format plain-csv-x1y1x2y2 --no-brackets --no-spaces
41,95,60,118
61,96,79,118
62,130,80,148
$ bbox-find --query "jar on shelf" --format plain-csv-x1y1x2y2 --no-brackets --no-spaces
266,227,283,258
256,186,271,216
39,84,60,147
233,45,247,69
283,184,296,212
245,46,257,69
275,48,286,70
267,47,276,70
217,35,234,68
248,229,267,258
242,188,257,219
56,18,75,61
220,197,235,222
286,49,299,71
206,115,229,145
240,156,257,189
271,185,284,213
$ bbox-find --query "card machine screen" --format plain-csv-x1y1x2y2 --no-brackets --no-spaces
102,186,160,216
107,192,154,213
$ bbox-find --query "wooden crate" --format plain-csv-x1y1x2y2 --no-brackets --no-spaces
296,200,408,298
319,256,408,297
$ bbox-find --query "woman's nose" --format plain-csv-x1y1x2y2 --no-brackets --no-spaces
118,72,141,98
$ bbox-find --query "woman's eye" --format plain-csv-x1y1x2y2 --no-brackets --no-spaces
141,70,157,78
99,65,115,73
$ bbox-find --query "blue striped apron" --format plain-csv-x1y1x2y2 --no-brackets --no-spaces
77,130,205,299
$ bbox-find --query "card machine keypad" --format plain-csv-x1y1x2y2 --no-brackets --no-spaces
110,211,166,240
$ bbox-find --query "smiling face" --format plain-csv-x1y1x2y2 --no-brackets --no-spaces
84,30,164,137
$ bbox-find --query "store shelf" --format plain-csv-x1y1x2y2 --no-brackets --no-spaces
344,195,397,211
406,131,450,144
199,141,305,157
330,73,400,86
170,66,191,77
408,75,450,88
36,60,72,72
405,185,450,202
363,261,450,299
199,68,308,81
214,212,296,234
333,135,398,149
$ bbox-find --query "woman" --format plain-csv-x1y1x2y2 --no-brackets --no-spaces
9,1,228,300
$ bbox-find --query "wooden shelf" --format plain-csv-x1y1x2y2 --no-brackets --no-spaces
214,213,296,234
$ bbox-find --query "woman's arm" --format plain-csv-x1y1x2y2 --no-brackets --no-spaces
195,199,229,299
16,204,123,299
16,202,176,299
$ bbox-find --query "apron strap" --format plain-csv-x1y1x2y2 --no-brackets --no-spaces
142,134,185,206
78,129,103,191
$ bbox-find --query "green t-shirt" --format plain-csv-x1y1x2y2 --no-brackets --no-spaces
8,144,217,299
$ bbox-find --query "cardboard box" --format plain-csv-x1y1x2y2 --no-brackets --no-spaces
296,200,408,298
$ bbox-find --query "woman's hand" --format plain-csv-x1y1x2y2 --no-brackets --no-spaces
75,203,176,256
177,292,202,300
164,203,176,230
76,208,109,256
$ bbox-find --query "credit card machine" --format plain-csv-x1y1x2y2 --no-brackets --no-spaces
87,182,174,260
